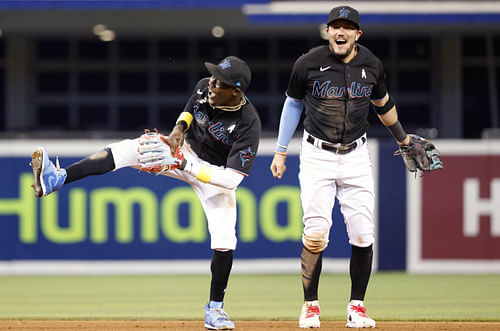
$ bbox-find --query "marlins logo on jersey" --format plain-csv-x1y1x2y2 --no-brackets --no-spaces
239,147,256,167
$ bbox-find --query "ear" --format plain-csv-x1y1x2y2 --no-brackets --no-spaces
232,88,242,97
355,29,363,41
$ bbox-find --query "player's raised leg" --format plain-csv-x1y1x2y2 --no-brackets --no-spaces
30,146,116,197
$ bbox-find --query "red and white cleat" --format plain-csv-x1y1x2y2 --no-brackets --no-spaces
299,300,320,328
346,301,376,328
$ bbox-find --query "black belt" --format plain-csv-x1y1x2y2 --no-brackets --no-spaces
306,134,366,154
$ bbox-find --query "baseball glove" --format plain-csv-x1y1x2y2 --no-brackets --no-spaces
138,129,185,174
394,134,443,175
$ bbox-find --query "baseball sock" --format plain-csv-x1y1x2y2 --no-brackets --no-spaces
301,246,323,301
210,250,233,302
65,148,115,184
349,244,373,301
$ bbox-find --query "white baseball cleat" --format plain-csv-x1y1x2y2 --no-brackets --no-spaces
299,300,320,328
346,300,376,328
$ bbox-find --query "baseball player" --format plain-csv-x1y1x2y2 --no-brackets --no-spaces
30,56,261,330
270,6,411,328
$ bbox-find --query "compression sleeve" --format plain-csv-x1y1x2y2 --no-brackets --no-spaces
276,96,303,152
183,159,244,190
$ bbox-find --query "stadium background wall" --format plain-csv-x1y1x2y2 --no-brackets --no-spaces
1,139,499,275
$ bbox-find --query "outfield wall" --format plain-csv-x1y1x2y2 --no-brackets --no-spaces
0,138,499,274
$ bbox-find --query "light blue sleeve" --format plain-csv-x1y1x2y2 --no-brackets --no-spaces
275,96,304,152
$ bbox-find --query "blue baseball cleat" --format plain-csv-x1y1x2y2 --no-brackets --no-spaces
204,301,235,330
30,147,67,197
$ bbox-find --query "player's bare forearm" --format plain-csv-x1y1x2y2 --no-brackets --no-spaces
167,124,185,153
376,107,398,126
270,152,287,179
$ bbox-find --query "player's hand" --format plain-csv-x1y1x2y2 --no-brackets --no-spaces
270,152,287,179
166,124,185,155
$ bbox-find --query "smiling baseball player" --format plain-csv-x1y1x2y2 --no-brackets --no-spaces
270,5,442,329
31,56,261,330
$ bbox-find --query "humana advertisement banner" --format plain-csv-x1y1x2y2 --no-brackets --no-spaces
0,139,352,274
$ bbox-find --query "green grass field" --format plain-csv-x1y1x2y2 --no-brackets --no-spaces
0,272,499,321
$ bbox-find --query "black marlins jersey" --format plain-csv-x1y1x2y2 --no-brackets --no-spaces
183,78,261,176
287,44,388,144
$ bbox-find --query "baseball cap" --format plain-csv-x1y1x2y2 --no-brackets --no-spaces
205,56,251,91
327,5,360,29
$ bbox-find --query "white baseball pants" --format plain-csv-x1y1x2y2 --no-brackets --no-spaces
298,131,375,248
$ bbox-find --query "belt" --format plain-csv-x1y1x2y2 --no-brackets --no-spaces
306,134,366,154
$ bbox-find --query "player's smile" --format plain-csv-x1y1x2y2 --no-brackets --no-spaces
335,38,347,46
334,38,349,53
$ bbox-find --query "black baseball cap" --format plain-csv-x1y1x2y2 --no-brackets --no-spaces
327,5,360,29
205,56,251,91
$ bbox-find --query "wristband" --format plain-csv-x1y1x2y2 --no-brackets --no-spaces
183,161,212,183
276,143,288,153
176,112,193,131
387,120,407,142
196,165,212,183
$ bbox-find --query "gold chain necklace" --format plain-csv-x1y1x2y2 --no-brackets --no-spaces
214,97,246,112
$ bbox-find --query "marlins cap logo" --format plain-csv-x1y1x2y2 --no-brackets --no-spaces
339,7,350,18
219,59,231,70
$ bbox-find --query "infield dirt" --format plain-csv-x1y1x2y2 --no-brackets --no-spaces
1,320,500,330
